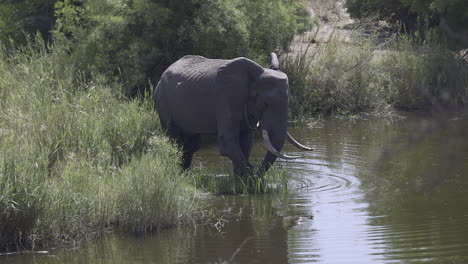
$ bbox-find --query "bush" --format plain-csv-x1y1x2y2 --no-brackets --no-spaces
51,0,312,96
0,0,56,44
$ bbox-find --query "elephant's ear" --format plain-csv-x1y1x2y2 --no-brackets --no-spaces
215,58,264,126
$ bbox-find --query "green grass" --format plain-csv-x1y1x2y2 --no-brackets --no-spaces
189,166,289,195
283,31,468,118
0,39,197,251
0,37,293,253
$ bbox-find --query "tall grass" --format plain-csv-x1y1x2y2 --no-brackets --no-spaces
283,32,468,118
0,39,197,251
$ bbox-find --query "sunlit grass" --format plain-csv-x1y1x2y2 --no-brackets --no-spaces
284,30,468,118
189,165,289,195
0,39,197,251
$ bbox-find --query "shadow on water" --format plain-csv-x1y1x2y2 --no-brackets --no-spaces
2,114,468,263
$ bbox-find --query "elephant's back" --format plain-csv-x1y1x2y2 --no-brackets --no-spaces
170,55,227,74
155,56,227,133
158,55,227,90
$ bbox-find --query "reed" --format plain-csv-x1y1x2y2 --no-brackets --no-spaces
283,30,468,118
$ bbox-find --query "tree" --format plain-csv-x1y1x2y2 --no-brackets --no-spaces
52,0,312,95
0,0,56,44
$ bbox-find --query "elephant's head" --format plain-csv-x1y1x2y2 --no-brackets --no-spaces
217,53,312,173
243,53,313,171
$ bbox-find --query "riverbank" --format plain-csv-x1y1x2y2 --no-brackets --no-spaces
0,41,199,251
0,39,290,252
284,0,468,118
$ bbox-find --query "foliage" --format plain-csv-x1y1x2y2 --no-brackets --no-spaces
0,40,196,251
283,31,468,117
344,0,468,48
0,0,56,44
50,0,312,95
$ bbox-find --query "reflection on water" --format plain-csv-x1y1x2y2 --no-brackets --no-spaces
2,115,468,264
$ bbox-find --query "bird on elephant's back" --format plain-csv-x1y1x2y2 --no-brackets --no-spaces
154,52,313,177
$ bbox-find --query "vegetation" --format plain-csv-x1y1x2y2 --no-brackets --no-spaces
0,40,196,251
0,0,56,44
50,0,312,95
283,32,468,117
1,0,468,253
191,166,289,195
0,0,310,251
344,0,468,49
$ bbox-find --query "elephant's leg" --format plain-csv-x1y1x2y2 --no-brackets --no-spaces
239,129,255,159
180,133,201,170
163,123,199,170
239,130,256,176
218,127,252,177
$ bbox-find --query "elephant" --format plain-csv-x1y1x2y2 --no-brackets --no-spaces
153,53,312,176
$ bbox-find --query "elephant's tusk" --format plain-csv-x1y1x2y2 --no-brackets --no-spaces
287,132,314,151
270,52,279,70
262,130,300,160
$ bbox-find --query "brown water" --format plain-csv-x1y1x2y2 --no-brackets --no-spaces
2,115,468,264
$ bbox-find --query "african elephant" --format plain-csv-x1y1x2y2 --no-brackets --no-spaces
153,53,312,176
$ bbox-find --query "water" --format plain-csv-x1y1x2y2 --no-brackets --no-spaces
2,115,468,263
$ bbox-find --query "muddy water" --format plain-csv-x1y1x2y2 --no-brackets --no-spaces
3,115,468,264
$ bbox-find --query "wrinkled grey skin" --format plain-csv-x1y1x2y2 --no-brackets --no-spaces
154,54,291,175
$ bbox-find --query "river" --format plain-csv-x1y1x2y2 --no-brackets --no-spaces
2,115,468,263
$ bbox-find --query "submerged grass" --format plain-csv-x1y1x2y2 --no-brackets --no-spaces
284,31,468,118
0,40,197,251
190,166,289,195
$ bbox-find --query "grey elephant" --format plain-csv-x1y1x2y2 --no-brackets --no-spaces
154,53,312,176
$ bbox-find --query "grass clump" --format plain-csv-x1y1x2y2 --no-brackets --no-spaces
283,35,380,117
0,40,197,251
283,32,468,118
190,166,289,195
376,36,468,110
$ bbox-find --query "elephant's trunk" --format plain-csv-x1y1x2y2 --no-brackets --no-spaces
260,105,289,172
259,108,313,172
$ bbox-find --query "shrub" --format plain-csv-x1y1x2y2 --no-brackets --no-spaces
51,0,312,95
0,0,56,44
